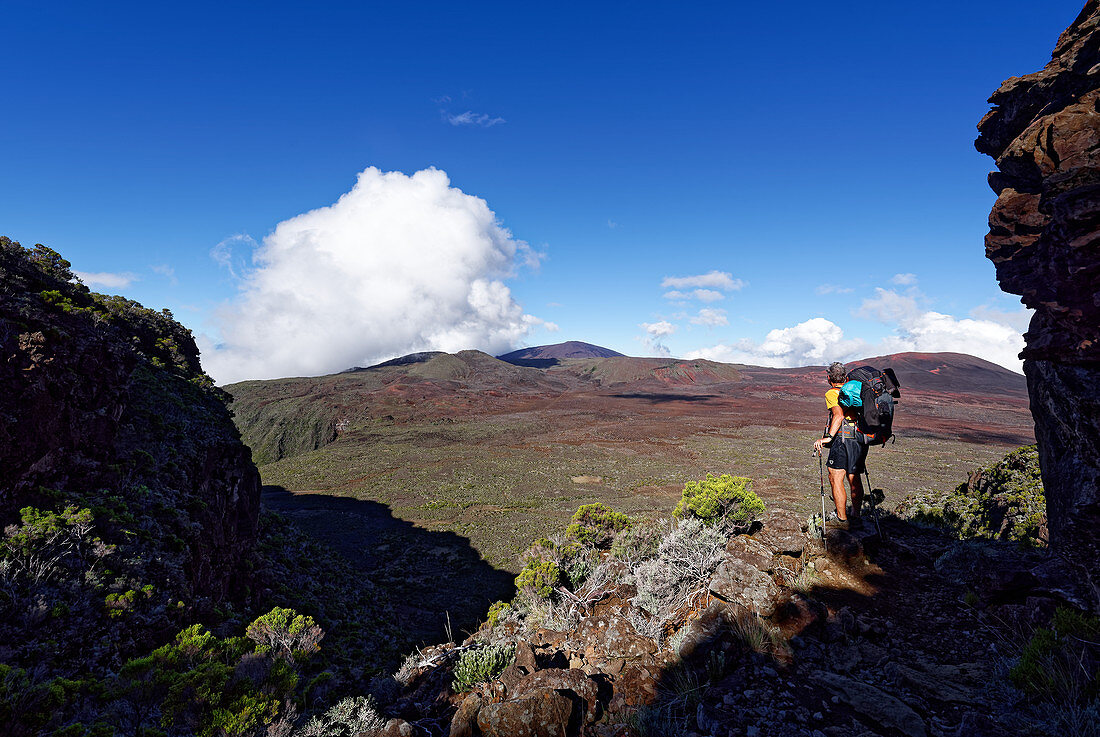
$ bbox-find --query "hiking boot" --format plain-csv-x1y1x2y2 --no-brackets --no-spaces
848,515,864,530
824,512,849,530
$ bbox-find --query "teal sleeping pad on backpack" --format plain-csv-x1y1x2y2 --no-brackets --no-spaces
839,380,863,407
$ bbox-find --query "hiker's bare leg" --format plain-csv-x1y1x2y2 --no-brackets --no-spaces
848,473,864,518
828,466,848,519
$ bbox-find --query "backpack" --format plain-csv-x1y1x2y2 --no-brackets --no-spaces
838,366,901,445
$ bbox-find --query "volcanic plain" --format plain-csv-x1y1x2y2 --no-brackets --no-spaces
227,346,1033,641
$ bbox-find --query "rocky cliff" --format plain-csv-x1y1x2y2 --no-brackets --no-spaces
975,1,1100,610
0,237,261,672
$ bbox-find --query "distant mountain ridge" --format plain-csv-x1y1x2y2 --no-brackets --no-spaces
497,340,624,368
225,345,1027,467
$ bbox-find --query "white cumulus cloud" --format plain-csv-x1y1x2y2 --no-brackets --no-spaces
201,167,544,384
641,320,676,338
661,270,745,291
970,304,1033,333
686,318,867,367
690,308,728,327
75,271,138,289
891,273,918,285
857,288,1024,372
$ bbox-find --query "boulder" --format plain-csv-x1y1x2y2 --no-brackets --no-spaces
448,693,482,737
975,1,1100,610
674,600,728,660
883,661,984,705
607,661,659,712
514,640,539,673
754,509,808,556
477,687,575,737
810,670,927,737
709,557,780,616
725,534,775,572
575,615,657,659
511,668,600,723
379,719,415,737
500,663,526,693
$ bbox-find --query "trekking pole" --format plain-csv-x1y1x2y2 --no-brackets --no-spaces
864,468,885,540
817,449,828,552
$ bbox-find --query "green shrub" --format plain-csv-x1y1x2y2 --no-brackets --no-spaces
1010,606,1099,703
565,503,633,548
245,607,323,660
451,643,515,692
115,623,300,737
487,600,511,627
515,559,560,599
896,445,1046,547
673,474,763,525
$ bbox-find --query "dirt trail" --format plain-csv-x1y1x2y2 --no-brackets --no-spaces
695,517,1058,737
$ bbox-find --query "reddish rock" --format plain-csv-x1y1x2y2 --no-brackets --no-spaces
500,663,526,693
477,687,575,737
449,693,482,737
709,557,780,616
532,628,569,648
607,661,660,712
754,509,808,556
514,641,538,673
975,1,1100,609
674,600,741,659
575,615,657,659
725,534,775,571
512,668,600,723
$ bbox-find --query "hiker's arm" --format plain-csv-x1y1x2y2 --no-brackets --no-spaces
814,406,844,452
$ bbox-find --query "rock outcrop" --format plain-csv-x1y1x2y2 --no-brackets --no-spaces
0,237,261,672
377,507,1086,737
895,445,1047,546
975,1,1100,610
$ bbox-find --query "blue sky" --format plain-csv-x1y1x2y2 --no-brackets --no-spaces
2,1,1084,382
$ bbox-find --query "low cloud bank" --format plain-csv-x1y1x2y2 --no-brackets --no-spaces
685,317,866,367
686,288,1028,373
202,167,544,384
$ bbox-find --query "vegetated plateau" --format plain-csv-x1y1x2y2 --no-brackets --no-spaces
226,345,1035,642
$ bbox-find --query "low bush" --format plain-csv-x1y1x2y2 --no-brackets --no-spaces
632,518,728,633
486,600,511,627
1010,607,1099,702
515,559,561,599
673,474,763,526
298,695,386,737
246,607,324,660
451,643,515,692
610,520,663,563
565,503,633,548
896,445,1046,547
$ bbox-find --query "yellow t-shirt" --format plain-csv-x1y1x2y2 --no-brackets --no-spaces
826,384,860,425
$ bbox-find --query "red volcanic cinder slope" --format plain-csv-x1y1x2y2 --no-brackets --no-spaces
849,352,1027,397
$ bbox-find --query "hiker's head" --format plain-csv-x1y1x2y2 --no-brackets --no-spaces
827,362,847,384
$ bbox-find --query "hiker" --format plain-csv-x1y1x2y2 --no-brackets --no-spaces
813,362,866,530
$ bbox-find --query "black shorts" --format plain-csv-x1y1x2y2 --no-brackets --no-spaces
826,436,869,474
